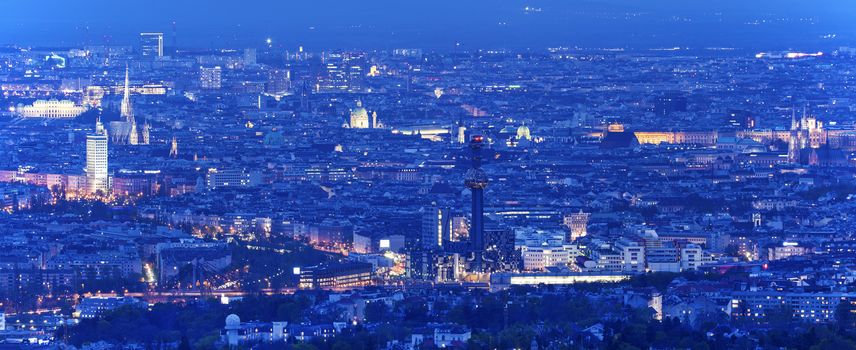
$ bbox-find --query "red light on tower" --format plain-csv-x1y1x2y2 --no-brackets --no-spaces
472,135,484,143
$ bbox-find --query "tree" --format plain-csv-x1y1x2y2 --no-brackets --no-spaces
364,301,390,323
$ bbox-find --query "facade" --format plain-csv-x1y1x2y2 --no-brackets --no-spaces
139,32,164,57
348,100,370,129
421,206,453,248
490,272,631,291
265,68,291,95
298,262,374,290
16,99,87,118
200,66,223,89
85,120,109,195
730,292,856,323
76,297,145,319
564,210,590,242
205,168,260,189
521,245,573,271
768,242,812,261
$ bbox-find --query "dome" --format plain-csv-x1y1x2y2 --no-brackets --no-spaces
349,100,370,129
225,314,241,328
516,125,532,141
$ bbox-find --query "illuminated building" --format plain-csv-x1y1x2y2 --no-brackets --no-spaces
139,32,164,57
112,171,158,197
730,292,856,323
200,66,223,89
205,168,260,189
317,52,365,92
111,66,140,145
348,100,370,129
85,119,109,195
265,68,291,96
15,99,87,118
564,210,590,242
516,124,532,141
633,131,718,146
600,123,639,149
421,206,453,248
521,246,573,271
298,262,373,290
456,124,467,144
490,272,631,291
767,242,812,261
169,136,178,158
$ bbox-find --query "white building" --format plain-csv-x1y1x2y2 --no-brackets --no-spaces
85,120,109,195
646,244,706,272
521,244,579,271
16,99,87,118
614,238,646,272
200,66,223,89
140,32,164,57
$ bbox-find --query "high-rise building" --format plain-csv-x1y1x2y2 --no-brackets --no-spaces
265,68,291,96
421,206,453,248
200,66,222,89
139,32,164,57
243,48,257,66
465,135,489,272
86,119,109,195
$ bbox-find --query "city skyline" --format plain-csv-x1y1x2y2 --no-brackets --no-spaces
1,2,856,349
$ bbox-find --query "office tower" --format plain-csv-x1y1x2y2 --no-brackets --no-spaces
454,117,467,144
407,248,438,281
265,68,290,96
727,109,756,129
465,135,488,271
200,66,222,89
86,119,109,195
564,210,590,242
421,206,453,248
139,32,164,57
243,48,257,66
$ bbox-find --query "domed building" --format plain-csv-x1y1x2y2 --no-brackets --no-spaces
349,100,370,129
600,123,639,149
516,124,532,141
224,314,241,347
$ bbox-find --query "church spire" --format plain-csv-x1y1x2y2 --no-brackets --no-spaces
120,65,134,121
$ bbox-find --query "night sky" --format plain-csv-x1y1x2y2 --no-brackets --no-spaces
1,0,854,50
